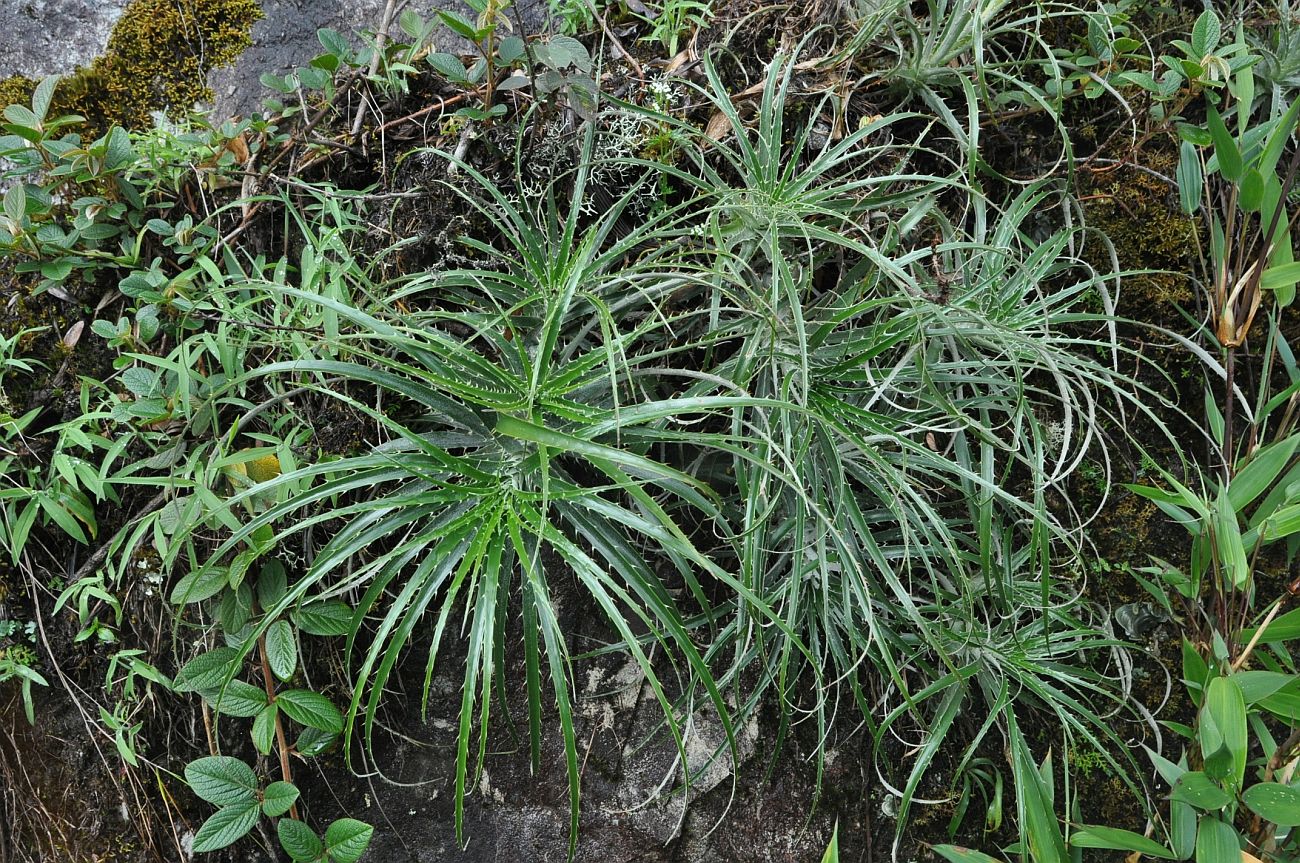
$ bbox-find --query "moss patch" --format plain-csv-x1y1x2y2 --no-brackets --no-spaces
1083,153,1200,319
0,0,260,134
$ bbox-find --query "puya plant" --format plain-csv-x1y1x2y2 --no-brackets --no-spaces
661,48,1166,853
170,125,788,857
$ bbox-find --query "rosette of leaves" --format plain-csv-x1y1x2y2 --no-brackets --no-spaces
183,130,792,854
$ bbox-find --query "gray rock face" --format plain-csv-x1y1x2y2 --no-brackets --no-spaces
0,0,132,79
0,0,551,122
208,0,552,119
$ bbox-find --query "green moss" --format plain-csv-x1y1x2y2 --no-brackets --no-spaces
0,75,33,111
1084,153,1199,318
0,0,260,134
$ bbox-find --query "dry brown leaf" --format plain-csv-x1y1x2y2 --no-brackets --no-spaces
95,290,118,313
62,320,84,348
226,132,250,164
704,110,733,142
664,47,694,75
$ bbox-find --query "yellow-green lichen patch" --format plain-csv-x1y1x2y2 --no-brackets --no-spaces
0,0,261,134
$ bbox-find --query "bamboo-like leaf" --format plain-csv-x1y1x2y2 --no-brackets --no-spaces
1207,103,1243,181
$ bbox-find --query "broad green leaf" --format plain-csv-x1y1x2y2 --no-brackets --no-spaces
102,126,134,170
1262,263,1300,293
1194,816,1239,863
1171,799,1197,859
1207,103,1243,181
1242,607,1300,643
1234,35,1254,137
295,725,338,757
261,781,299,818
216,582,253,636
293,600,354,636
1229,436,1300,511
317,28,350,57
276,689,343,733
1178,140,1203,214
174,648,241,693
3,104,39,129
31,75,58,121
324,818,374,863
1201,677,1247,789
436,10,479,41
252,703,277,755
542,35,591,72
1240,168,1264,212
1069,825,1177,858
201,679,268,718
1202,743,1233,783
1191,10,1220,57
192,802,261,853
1144,745,1187,786
1242,781,1300,826
1261,688,1300,723
497,35,525,64
1170,771,1232,810
427,52,468,82
933,847,1004,863
169,566,229,604
265,619,298,681
184,756,257,807
278,818,324,861
1231,671,1296,703
257,559,288,609
1213,490,1248,588
3,183,25,226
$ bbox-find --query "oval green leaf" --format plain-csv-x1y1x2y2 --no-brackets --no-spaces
276,689,343,734
174,648,241,693
185,756,258,806
277,818,324,862
1242,781,1300,827
192,801,261,853
324,818,374,863
265,619,298,681
261,780,300,818
1170,771,1232,810
293,600,354,636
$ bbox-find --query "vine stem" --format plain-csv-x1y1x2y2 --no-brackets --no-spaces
256,628,300,821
